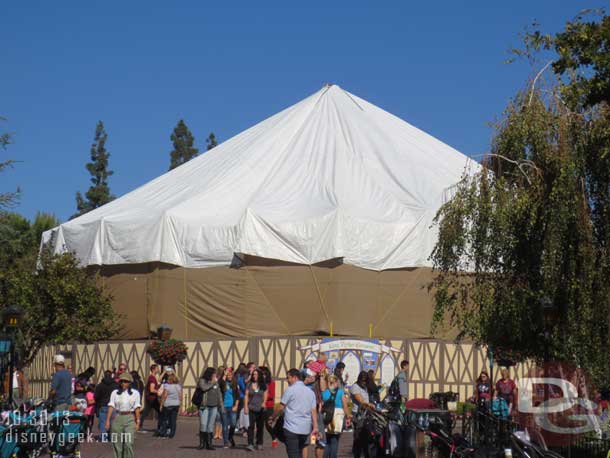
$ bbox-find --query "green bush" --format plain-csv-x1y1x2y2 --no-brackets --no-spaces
456,401,476,415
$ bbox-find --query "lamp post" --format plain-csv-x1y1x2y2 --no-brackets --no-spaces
157,324,172,341
3,305,23,406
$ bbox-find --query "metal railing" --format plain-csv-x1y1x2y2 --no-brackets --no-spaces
460,408,519,449
460,407,610,458
550,435,610,458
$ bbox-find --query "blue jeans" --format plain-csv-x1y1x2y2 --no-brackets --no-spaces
162,406,179,438
199,406,218,433
220,408,236,444
324,434,341,458
98,406,110,442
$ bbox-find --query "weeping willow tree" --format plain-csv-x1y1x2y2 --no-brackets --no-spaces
430,11,610,384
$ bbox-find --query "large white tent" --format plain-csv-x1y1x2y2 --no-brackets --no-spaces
43,85,475,338
44,84,472,270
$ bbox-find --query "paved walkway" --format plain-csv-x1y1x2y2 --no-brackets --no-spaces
77,417,354,458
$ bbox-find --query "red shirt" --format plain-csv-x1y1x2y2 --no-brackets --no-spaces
265,380,275,408
146,375,159,401
496,378,516,404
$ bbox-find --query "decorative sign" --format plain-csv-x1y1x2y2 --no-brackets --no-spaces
299,339,402,356
299,338,402,387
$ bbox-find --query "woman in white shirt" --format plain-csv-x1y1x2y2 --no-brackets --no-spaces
106,372,141,458
159,373,182,439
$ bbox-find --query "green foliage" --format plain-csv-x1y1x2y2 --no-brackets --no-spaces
0,211,120,367
31,211,60,247
430,12,610,384
73,121,114,218
0,213,32,273
206,132,218,151
456,402,477,416
169,119,199,170
552,10,610,110
0,117,20,209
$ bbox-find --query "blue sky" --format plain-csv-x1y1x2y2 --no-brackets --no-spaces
2,1,595,222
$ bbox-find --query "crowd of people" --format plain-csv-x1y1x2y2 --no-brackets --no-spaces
46,355,193,457
42,351,412,458
54,351,607,458
41,351,610,458
205,354,412,458
25,342,610,458
194,363,278,451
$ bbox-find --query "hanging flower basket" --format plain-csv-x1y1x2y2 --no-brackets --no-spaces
146,339,188,366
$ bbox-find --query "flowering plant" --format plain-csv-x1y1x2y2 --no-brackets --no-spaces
146,339,188,366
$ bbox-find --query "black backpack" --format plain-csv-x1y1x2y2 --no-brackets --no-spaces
322,391,337,425
191,386,204,407
388,376,401,399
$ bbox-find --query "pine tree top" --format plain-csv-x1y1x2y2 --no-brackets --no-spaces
206,132,218,151
73,121,114,219
169,119,199,170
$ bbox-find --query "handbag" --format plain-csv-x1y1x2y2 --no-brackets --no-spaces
191,387,203,407
239,409,250,428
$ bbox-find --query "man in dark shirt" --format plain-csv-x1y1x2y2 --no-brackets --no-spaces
94,370,118,442
49,355,72,411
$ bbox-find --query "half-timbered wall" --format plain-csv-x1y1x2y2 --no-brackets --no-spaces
26,338,532,410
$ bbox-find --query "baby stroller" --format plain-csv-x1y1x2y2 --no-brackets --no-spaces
0,398,50,458
0,423,24,458
424,418,476,458
47,409,87,458
354,408,389,455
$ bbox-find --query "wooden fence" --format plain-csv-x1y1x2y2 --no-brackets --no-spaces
26,337,532,410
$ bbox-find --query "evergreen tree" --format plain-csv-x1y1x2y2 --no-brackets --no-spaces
169,119,199,170
73,121,114,218
206,132,218,151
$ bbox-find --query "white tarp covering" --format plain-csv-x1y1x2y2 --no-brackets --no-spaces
43,85,475,270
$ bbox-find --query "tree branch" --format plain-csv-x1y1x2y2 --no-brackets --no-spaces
529,61,552,106
476,153,541,185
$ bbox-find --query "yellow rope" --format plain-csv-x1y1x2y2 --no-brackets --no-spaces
309,266,331,333
183,268,189,339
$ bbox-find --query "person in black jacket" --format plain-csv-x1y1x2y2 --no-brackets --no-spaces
130,371,145,398
94,370,118,442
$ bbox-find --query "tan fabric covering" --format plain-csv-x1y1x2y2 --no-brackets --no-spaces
100,259,446,340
